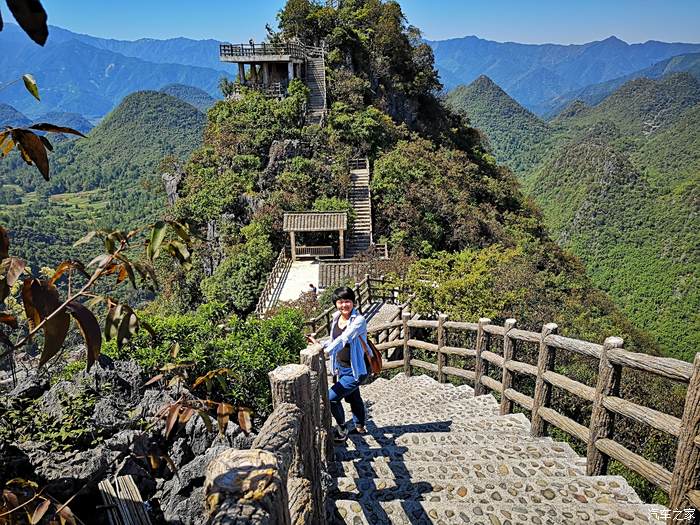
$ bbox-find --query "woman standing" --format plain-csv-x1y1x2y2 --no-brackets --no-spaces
308,286,368,442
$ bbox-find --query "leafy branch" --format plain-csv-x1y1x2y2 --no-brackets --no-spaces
0,220,194,372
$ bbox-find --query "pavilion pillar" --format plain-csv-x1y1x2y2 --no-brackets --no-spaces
339,230,345,259
251,64,258,84
262,63,270,86
289,231,297,261
288,62,294,81
238,63,245,84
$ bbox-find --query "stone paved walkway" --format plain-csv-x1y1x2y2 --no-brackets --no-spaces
327,373,667,524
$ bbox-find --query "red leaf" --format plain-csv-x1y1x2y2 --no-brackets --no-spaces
66,300,101,370
165,404,179,439
144,373,163,386
30,499,50,524
216,402,234,435
0,312,17,329
238,408,253,435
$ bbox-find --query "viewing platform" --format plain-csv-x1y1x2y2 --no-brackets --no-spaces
219,42,306,64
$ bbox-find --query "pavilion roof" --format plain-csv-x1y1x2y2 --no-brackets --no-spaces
283,212,348,232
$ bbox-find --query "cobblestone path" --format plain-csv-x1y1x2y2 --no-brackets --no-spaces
327,373,666,524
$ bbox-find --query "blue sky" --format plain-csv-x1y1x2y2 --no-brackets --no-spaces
40,0,700,44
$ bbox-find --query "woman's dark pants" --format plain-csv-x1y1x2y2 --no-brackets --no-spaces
328,365,365,427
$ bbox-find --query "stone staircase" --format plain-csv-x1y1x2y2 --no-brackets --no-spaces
347,161,372,258
327,373,664,524
305,48,327,125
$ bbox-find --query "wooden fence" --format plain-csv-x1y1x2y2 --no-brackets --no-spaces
304,275,410,338
366,311,700,515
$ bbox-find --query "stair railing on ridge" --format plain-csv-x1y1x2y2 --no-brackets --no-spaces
365,311,700,515
254,248,290,316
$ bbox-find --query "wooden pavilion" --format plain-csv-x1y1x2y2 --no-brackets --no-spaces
219,41,306,97
282,211,347,261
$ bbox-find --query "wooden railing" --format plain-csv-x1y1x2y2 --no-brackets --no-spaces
219,42,306,60
204,345,331,524
365,312,700,514
255,248,290,316
304,275,409,338
231,81,288,98
296,245,334,258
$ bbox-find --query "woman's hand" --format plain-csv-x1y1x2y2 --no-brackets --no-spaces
306,334,319,346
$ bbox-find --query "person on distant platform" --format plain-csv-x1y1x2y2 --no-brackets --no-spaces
306,286,367,442
305,282,317,300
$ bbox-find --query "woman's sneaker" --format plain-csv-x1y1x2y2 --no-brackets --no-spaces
333,424,348,443
349,425,366,435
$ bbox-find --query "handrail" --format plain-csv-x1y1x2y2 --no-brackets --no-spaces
255,248,289,315
365,313,700,511
219,42,306,60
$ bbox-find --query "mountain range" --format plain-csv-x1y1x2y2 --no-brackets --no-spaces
0,24,229,118
430,35,700,114
447,72,700,360
4,24,700,120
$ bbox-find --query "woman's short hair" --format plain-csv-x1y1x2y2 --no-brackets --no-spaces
332,286,356,304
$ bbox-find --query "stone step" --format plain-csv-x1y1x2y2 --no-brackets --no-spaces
330,456,587,481
363,383,477,409
367,413,532,436
329,499,662,524
366,401,502,426
334,442,579,464
342,430,557,452
331,474,643,506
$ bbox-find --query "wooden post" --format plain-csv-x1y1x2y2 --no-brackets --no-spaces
365,273,372,306
339,229,345,258
355,281,363,314
587,336,623,476
437,314,448,383
251,63,259,84
237,63,245,84
531,323,558,437
300,345,333,463
402,311,411,377
500,318,517,415
325,310,332,337
289,231,297,261
474,318,491,396
288,61,294,81
268,364,324,525
262,62,270,85
205,449,290,524
669,353,700,520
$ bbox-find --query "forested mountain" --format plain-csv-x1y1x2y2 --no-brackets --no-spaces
446,76,553,174
448,73,700,359
160,83,217,112
429,35,700,114
543,52,700,116
0,24,230,118
0,91,205,269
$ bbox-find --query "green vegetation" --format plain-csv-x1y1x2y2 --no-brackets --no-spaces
106,304,306,416
448,72,700,360
446,76,554,175
0,90,206,270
